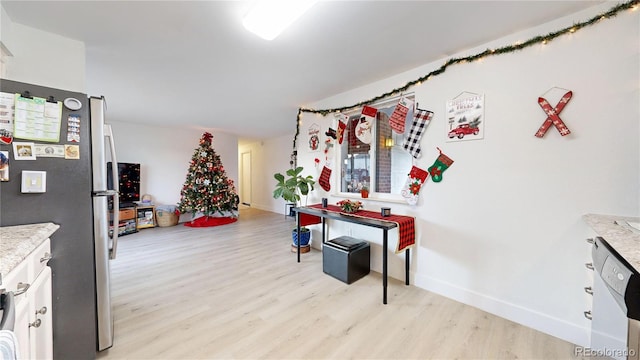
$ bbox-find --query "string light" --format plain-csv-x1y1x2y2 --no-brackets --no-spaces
289,0,638,164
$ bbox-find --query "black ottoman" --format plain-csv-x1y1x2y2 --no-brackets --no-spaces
323,236,370,284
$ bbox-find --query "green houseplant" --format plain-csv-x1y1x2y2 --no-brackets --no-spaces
273,166,315,246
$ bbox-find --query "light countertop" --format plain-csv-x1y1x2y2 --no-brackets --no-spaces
583,214,640,272
0,222,59,281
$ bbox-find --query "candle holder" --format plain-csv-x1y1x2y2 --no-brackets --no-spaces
381,207,391,217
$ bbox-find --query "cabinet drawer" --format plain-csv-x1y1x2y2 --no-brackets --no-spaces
1,259,28,294
1,260,30,310
29,239,51,280
119,208,135,220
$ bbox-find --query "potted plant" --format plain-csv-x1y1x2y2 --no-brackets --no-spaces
337,199,363,214
360,185,369,198
273,166,316,246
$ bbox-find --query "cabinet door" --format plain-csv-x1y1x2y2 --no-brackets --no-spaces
14,291,31,360
29,266,53,360
3,259,31,359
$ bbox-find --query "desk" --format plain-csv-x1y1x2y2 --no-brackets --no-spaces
293,205,414,304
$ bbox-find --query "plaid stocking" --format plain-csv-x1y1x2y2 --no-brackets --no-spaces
402,107,433,158
401,165,429,205
319,166,331,192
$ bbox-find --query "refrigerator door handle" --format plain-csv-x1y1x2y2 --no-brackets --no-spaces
105,124,119,260
93,190,118,197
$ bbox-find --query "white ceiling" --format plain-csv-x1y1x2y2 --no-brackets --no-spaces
1,1,604,140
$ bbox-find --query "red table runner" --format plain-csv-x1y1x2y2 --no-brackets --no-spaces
298,204,415,253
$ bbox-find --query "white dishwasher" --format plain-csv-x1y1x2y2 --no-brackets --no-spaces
591,236,640,360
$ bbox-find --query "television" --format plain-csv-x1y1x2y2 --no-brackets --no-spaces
107,162,140,208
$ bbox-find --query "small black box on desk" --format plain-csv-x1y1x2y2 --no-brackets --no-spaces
323,236,370,284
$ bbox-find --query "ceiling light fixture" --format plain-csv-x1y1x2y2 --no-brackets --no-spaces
242,0,318,41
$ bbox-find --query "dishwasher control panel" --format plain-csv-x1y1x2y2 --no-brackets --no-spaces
592,236,640,317
602,254,632,295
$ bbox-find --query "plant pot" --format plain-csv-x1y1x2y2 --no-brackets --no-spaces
292,228,311,246
361,190,369,198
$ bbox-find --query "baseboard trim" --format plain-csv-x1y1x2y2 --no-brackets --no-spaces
414,274,590,347
248,204,273,212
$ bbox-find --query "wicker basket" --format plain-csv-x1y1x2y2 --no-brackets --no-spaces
156,209,179,227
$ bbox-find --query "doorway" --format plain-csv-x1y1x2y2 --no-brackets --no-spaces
240,151,252,206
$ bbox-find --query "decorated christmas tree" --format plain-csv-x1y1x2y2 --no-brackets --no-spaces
177,132,239,223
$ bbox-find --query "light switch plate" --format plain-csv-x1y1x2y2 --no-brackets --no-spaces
21,171,46,193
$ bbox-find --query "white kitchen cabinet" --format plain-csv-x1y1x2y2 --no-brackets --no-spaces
29,266,52,359
2,238,52,360
14,293,31,358
8,260,31,359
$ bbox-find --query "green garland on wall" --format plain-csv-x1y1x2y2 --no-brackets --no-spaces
289,0,639,165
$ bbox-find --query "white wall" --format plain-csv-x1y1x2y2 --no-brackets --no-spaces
0,6,85,92
290,2,638,347
110,121,239,215
238,134,295,212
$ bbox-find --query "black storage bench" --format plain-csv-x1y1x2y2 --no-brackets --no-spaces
323,236,370,284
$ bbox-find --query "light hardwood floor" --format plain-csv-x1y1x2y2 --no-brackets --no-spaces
98,207,586,360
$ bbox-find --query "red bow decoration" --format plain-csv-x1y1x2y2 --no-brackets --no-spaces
201,132,214,144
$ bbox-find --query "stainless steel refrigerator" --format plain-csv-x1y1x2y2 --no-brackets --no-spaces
0,79,119,358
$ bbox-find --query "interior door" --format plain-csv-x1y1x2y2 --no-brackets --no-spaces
241,151,252,206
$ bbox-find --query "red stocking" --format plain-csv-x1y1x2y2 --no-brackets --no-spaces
401,166,429,205
319,166,331,192
389,97,413,134
337,120,347,144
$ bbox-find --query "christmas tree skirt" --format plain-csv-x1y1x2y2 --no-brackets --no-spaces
184,216,237,227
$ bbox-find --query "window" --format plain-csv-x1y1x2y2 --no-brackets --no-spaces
338,94,414,200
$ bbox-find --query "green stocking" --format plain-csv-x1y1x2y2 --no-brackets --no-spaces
427,148,454,183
